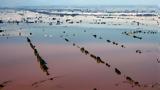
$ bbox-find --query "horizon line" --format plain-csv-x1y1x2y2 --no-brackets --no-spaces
0,4,159,8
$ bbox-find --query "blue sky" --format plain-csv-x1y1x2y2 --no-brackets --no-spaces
0,0,160,7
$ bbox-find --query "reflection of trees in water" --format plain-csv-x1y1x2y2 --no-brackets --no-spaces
92,34,126,48
0,81,11,90
27,37,64,88
0,30,4,33
157,57,160,63
122,31,142,40
65,29,143,55
122,30,158,40
86,30,158,55
116,80,160,88
60,35,160,89
31,76,62,88
0,29,32,37
27,37,49,76
122,30,159,56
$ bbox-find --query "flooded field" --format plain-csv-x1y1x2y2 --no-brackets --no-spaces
0,23,160,90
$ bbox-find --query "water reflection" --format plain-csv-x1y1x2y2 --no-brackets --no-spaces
136,49,142,54
0,30,4,33
0,23,159,90
31,76,60,88
60,36,160,89
93,88,97,90
122,30,158,40
92,34,126,48
115,68,121,75
0,29,31,37
0,81,11,90
123,30,158,35
27,37,50,76
122,31,142,40
157,57,160,63
117,80,160,88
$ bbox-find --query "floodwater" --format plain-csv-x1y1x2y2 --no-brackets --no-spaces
0,23,160,90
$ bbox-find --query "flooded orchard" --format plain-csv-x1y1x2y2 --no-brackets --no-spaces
0,22,160,90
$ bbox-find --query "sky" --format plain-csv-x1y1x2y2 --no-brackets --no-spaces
0,0,160,7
